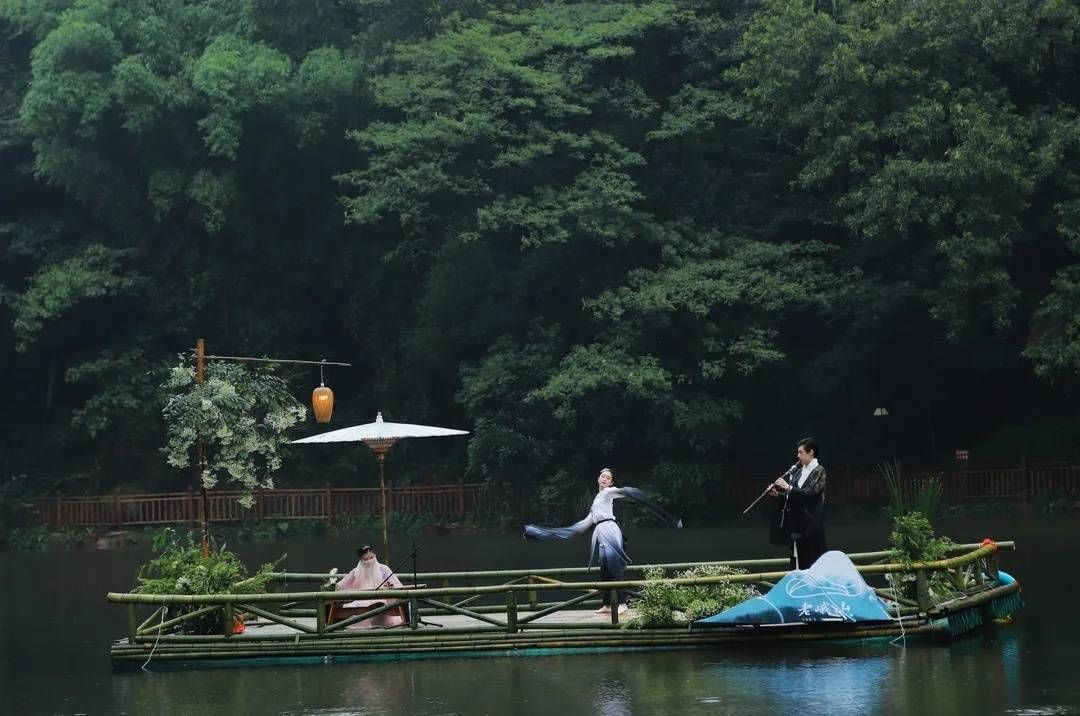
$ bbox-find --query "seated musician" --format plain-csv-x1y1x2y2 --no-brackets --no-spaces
333,544,404,628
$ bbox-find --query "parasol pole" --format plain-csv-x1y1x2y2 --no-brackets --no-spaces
378,452,389,563
365,438,398,564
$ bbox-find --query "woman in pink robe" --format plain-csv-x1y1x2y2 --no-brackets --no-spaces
335,545,404,628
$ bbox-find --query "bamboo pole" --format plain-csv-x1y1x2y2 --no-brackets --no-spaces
235,603,316,634
196,338,210,558
271,542,1015,583
506,592,517,634
117,613,941,651
112,622,948,662
418,598,506,628
425,599,605,616
517,590,602,625
322,601,413,633
108,544,1003,606
926,581,1020,616
986,552,1000,580
915,570,930,612
190,597,613,619
137,606,165,632
121,623,919,652
138,605,223,636
444,576,529,612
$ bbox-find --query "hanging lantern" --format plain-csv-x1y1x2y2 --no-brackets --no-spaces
312,361,334,423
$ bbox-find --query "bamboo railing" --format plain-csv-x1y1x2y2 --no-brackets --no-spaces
108,542,1016,651
31,483,489,529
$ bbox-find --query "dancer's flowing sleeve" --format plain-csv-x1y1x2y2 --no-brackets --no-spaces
524,515,594,541
611,487,683,528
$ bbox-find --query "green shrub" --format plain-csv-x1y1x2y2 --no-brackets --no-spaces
943,501,1015,518
6,525,50,551
626,564,759,628
888,511,958,602
1035,493,1071,516
134,528,284,634
889,512,952,568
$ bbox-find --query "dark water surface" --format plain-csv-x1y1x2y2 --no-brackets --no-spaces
1,518,1076,715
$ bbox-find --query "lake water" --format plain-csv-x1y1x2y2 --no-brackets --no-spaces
1,517,1075,715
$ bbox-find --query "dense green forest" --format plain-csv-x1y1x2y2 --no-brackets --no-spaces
2,0,1079,520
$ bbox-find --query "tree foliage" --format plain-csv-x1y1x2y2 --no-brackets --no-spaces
161,361,306,506
2,0,1080,520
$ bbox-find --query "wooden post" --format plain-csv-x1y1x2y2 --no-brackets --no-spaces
506,590,518,633
325,483,333,520
55,493,63,528
128,604,137,644
378,452,390,564
458,479,465,516
985,553,999,581
1022,454,1031,501
187,487,195,527
527,576,538,610
915,570,930,613
610,589,620,625
196,338,210,557
113,493,122,528
409,597,419,630
316,599,326,635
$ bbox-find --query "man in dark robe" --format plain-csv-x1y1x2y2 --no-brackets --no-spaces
768,437,827,570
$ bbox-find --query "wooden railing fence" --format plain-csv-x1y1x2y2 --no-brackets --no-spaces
26,461,1080,530
29,483,489,529
723,461,1080,506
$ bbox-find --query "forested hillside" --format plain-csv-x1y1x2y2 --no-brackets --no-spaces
2,0,1079,520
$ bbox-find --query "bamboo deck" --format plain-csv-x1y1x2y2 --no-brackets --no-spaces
109,542,1023,670
111,613,949,668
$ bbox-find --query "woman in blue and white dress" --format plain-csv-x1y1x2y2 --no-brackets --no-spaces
524,468,681,614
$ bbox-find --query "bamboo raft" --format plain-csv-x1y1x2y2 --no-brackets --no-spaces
108,541,1022,670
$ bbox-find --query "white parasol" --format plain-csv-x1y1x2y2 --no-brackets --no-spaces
292,412,468,559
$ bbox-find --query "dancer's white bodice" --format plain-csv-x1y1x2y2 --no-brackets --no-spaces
589,487,621,522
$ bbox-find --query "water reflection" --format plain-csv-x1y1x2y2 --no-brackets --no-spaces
104,627,1031,716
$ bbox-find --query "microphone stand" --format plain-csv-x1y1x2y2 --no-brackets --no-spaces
377,541,441,628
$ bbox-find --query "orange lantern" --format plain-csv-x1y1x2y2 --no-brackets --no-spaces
313,384,334,423
312,361,334,423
